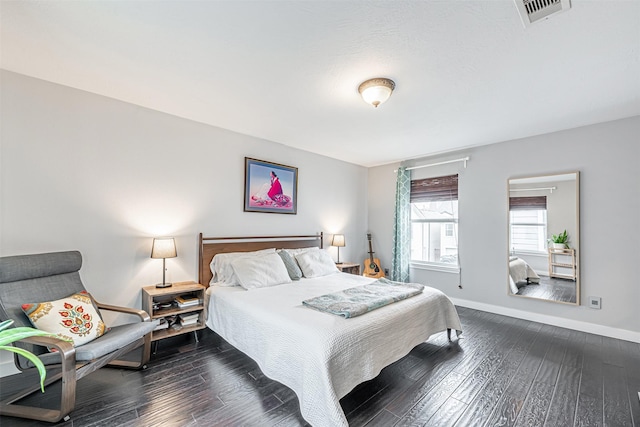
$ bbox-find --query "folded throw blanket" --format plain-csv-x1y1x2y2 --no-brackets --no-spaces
302,278,425,318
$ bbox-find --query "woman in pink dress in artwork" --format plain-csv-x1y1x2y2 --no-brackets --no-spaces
267,171,282,200
252,171,285,205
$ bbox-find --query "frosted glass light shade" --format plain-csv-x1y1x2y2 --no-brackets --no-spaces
151,237,177,259
331,234,345,247
358,78,395,108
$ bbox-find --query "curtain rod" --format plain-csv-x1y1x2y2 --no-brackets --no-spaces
394,156,469,173
510,186,557,193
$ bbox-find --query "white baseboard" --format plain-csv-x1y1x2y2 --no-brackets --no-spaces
0,359,20,378
451,297,640,343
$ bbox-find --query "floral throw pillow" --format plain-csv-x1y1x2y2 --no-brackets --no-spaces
22,290,108,347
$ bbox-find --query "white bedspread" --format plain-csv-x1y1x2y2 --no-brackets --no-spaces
205,272,462,427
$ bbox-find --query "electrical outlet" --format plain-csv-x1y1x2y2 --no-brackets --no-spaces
384,268,389,276
588,296,601,309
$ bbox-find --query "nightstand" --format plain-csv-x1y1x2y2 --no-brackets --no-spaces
142,281,206,348
337,262,360,275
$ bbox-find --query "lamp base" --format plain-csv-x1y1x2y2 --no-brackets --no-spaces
155,282,173,288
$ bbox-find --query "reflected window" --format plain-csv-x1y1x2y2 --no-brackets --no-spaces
509,195,547,253
410,174,458,265
509,209,547,252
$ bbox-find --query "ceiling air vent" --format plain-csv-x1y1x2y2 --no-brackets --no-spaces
514,0,571,27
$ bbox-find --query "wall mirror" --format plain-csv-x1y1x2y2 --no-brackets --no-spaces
508,172,580,305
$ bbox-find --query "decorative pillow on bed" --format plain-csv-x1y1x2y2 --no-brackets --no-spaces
295,249,339,278
277,250,302,281
231,252,292,290
210,248,276,286
21,290,108,347
282,246,319,258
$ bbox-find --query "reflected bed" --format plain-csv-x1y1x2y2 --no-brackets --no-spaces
509,256,540,294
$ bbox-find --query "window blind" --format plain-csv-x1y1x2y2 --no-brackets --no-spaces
509,196,547,210
410,174,458,203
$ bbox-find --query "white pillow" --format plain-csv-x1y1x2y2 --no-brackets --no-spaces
295,250,339,278
283,246,319,258
231,253,292,290
210,248,276,286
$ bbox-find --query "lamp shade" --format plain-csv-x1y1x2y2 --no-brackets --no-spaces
331,234,345,247
151,237,177,259
358,78,395,108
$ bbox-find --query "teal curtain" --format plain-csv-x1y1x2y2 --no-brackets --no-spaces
391,167,411,282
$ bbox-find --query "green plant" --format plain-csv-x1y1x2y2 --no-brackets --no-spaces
549,230,569,247
0,319,58,392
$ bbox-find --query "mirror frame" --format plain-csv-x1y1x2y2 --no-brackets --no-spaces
507,171,580,305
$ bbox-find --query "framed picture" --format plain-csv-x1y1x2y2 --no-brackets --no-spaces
244,157,298,214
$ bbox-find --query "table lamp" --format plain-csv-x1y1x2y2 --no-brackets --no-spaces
151,237,177,288
331,234,345,264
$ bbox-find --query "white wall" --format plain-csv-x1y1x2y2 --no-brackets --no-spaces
369,116,640,342
0,71,369,373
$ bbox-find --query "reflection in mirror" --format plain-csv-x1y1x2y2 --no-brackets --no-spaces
508,172,579,305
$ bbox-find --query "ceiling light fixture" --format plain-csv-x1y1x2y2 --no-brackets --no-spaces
358,78,396,108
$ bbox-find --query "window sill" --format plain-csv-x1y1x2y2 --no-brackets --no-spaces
512,250,547,258
410,262,460,274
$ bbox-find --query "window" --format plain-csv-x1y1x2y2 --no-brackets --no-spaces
509,196,547,252
410,174,458,266
445,223,454,237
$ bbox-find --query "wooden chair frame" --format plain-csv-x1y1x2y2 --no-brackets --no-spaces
0,302,152,423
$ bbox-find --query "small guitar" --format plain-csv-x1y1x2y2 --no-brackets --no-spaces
363,233,385,278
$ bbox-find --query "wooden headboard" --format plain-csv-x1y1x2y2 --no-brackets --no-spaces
198,232,324,286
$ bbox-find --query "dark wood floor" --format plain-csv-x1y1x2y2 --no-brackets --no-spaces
516,276,577,304
2,306,638,426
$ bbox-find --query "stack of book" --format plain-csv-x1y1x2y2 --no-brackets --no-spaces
175,294,202,309
154,315,181,331
179,313,199,327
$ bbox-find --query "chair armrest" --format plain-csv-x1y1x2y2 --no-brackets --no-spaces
94,301,151,322
19,336,76,364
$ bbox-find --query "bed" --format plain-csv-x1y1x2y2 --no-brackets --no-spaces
509,256,540,294
198,233,462,427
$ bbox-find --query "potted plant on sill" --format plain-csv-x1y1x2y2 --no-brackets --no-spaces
0,319,58,392
549,230,569,249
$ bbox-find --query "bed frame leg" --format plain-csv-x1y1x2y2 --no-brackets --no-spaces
447,328,452,342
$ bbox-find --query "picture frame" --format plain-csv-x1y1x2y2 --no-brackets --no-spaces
244,157,298,214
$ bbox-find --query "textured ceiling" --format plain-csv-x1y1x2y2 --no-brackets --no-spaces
1,1,639,167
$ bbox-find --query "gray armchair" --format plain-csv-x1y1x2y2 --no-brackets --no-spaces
0,251,155,423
